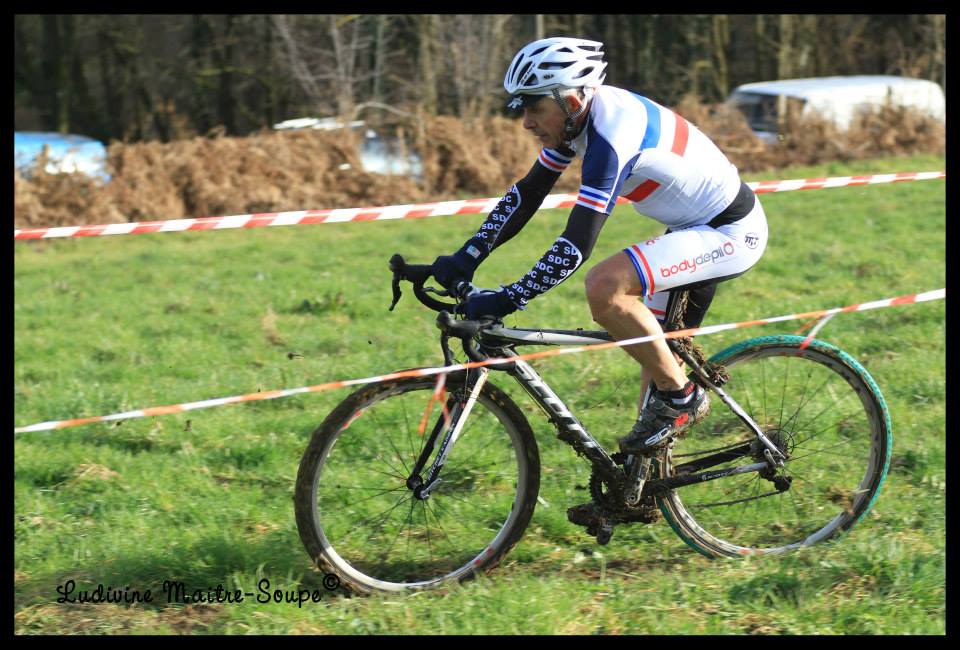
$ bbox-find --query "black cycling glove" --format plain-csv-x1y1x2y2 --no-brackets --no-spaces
431,248,480,292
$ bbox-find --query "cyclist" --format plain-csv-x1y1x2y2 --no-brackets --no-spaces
431,37,768,464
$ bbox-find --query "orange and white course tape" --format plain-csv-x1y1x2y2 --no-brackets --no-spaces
13,171,945,240
14,288,945,434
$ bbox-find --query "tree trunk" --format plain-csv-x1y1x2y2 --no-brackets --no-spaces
217,14,237,133
777,14,795,80
754,15,766,81
41,16,69,132
418,15,437,115
711,14,730,99
372,14,388,106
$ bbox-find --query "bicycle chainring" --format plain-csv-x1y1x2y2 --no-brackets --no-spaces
587,456,661,525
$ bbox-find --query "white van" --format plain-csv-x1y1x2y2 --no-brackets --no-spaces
726,75,946,143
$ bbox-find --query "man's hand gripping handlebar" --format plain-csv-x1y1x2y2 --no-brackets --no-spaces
389,254,502,366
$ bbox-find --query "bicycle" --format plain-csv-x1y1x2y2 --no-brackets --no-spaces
294,254,892,594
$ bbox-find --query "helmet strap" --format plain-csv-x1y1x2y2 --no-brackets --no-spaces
552,88,589,145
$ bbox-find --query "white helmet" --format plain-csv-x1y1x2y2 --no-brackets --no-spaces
504,37,607,110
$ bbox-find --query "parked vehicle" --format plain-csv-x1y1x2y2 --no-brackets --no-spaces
273,117,423,179
727,75,946,143
14,131,110,182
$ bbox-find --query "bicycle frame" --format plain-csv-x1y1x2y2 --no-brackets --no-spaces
411,324,784,500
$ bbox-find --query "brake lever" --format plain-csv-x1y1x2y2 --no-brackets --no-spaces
388,253,405,311
389,273,403,311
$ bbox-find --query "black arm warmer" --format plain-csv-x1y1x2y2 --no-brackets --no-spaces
457,160,563,264
503,204,609,309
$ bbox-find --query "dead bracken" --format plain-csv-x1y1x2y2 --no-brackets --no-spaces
14,104,943,230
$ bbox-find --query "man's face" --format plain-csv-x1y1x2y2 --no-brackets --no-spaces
521,95,570,149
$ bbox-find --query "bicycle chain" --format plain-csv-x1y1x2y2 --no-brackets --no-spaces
586,454,662,525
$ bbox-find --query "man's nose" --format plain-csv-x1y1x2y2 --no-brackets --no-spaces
522,110,535,130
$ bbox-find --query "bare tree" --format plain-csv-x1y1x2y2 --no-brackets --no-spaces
272,14,376,118
436,15,511,117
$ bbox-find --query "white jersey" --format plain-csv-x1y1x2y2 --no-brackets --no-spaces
537,85,743,229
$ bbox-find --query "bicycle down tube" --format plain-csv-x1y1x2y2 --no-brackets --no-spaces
483,326,782,483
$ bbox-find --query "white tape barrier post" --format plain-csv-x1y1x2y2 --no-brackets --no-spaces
13,288,945,434
13,171,945,240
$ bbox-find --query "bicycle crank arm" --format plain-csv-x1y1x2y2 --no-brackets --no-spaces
624,455,652,506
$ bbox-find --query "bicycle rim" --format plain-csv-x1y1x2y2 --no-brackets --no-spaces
658,335,892,557
295,375,538,592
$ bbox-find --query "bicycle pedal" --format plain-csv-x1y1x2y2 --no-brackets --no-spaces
567,502,604,528
596,522,614,545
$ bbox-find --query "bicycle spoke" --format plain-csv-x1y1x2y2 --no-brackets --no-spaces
330,485,409,504
778,354,791,430
780,364,828,433
423,498,461,556
366,407,411,477
371,498,418,577
335,492,416,550
298,376,534,590
793,408,866,449
660,340,888,556
787,437,866,463
792,386,859,442
760,353,769,429
401,390,419,466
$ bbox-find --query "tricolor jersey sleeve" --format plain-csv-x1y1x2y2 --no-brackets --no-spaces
537,147,574,173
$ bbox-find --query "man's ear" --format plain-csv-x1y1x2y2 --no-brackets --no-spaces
564,93,584,114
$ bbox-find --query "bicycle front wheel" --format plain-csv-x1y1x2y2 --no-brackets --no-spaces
657,335,892,557
294,371,540,593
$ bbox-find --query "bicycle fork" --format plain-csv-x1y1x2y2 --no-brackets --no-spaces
407,368,490,499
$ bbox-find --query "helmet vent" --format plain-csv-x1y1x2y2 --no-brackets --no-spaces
504,37,608,103
516,61,533,83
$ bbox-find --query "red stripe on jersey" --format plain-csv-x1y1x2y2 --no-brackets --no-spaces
538,151,566,171
630,244,656,295
672,113,689,156
625,179,661,202
578,196,607,210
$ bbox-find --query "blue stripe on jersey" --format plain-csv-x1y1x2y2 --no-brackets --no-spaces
580,119,621,214
579,186,608,201
542,148,572,165
609,152,642,207
631,93,662,150
624,247,648,296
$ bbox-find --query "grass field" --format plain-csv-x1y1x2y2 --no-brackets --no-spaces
14,155,945,634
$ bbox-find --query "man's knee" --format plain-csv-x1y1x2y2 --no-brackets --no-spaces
585,265,630,322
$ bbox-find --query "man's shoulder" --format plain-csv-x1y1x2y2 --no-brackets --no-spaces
581,88,649,156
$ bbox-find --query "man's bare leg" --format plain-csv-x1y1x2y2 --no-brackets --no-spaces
585,252,688,415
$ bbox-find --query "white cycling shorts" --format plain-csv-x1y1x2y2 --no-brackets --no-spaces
624,198,768,322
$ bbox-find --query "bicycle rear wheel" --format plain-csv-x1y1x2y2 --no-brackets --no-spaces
295,371,540,593
657,335,892,557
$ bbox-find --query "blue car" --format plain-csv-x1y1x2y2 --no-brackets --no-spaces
14,131,110,182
